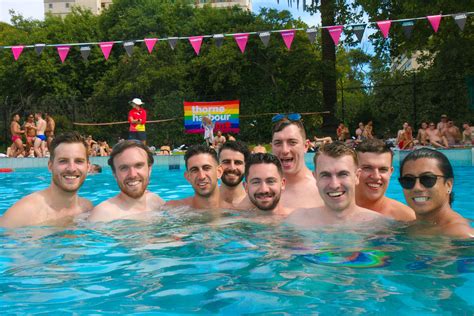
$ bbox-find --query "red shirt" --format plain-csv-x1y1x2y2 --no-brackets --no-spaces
128,108,147,132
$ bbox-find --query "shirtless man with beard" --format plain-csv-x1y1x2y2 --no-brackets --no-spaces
88,140,165,222
244,153,289,216
217,141,252,209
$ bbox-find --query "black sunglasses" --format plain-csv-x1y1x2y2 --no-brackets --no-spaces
271,113,301,123
398,174,446,190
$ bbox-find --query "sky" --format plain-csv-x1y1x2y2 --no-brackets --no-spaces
0,0,319,26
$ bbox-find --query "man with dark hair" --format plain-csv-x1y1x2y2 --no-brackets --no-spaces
287,142,383,227
218,141,252,209
10,113,25,157
399,148,473,238
0,132,92,228
271,115,323,210
34,111,47,157
167,144,222,209
88,140,164,222
45,113,55,151
244,153,288,215
355,139,415,222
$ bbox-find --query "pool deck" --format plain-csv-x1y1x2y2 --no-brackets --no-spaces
1,148,474,170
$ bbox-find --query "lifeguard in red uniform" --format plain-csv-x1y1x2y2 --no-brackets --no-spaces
128,98,147,145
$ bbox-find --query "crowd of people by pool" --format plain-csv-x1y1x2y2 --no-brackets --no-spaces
0,112,472,239
3,105,472,159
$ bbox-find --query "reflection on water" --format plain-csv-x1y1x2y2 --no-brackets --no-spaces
0,167,473,313
1,211,474,314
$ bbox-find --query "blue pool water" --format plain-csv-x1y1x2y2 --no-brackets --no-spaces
0,164,473,314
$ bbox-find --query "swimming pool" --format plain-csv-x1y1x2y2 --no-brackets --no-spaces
1,165,473,313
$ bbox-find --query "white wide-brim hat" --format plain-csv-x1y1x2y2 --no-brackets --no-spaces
129,98,144,105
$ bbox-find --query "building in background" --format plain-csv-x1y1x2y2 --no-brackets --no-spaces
45,0,251,18
391,51,434,72
44,0,112,18
194,0,251,11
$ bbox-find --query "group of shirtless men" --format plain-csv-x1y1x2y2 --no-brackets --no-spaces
9,112,55,157
0,116,471,239
400,114,472,149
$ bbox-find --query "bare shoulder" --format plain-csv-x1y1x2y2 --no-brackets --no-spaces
0,192,48,228
166,197,192,208
147,192,165,210
233,197,254,210
79,197,94,212
385,198,416,221
443,212,474,239
88,199,117,222
285,207,320,227
356,206,385,221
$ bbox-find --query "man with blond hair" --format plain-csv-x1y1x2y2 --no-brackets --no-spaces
287,142,383,227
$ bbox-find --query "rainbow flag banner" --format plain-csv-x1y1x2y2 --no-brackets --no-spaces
184,100,240,134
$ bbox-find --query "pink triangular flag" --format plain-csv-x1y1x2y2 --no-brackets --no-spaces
11,46,24,61
280,30,296,50
427,15,442,33
189,36,204,55
233,33,249,54
144,38,158,54
100,42,114,60
376,20,392,38
326,26,344,45
57,46,70,63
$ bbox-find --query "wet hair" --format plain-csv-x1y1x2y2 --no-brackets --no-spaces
184,144,218,170
355,138,393,162
272,119,306,141
108,140,154,173
400,148,455,205
244,153,283,180
218,141,250,163
314,141,358,167
49,131,88,162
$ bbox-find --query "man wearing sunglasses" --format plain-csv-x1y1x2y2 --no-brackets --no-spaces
271,114,323,210
286,142,383,227
399,148,473,238
355,139,415,222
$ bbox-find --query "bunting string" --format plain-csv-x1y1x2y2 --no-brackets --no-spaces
2,11,472,62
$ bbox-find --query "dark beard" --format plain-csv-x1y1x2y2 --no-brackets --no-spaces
221,171,244,187
250,193,280,211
